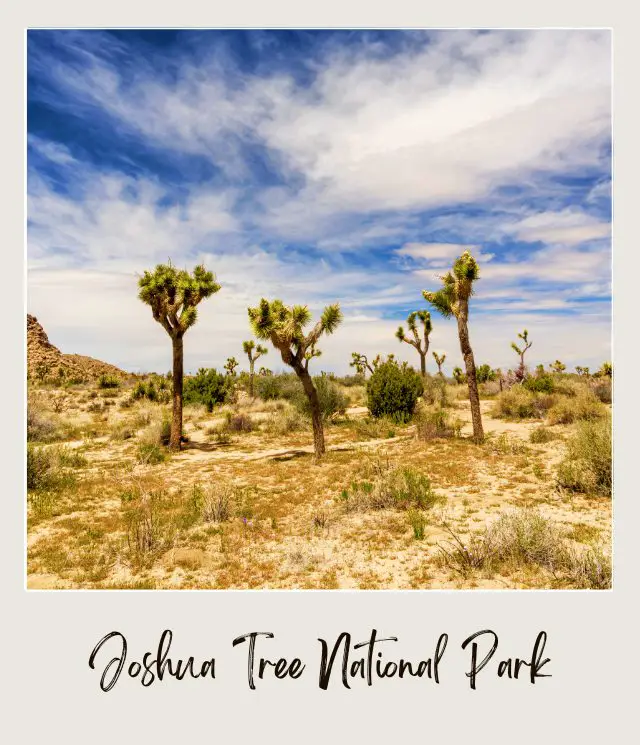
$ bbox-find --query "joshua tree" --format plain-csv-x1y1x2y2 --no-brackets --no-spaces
259,367,272,376
596,361,612,378
452,366,465,384
138,262,220,450
243,340,268,397
535,364,545,377
432,351,446,377
550,360,566,374
423,251,484,442
511,329,532,382
575,366,591,377
395,310,432,375
350,352,374,376
248,299,342,460
224,357,239,376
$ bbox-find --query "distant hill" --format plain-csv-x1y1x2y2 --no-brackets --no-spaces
27,314,129,383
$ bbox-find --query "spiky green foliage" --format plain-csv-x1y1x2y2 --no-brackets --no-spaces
595,361,612,378
224,357,239,376
243,340,268,364
575,366,591,377
452,366,465,384
422,251,480,318
550,360,567,374
350,352,373,375
138,262,220,337
475,364,496,383
396,310,432,373
248,299,343,371
432,351,446,375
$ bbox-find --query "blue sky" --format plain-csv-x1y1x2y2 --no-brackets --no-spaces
27,29,611,375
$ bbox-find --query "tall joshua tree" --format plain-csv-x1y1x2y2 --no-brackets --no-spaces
432,351,446,377
423,251,484,442
511,329,532,382
248,299,342,461
138,262,220,450
224,357,239,376
243,340,268,397
395,310,432,375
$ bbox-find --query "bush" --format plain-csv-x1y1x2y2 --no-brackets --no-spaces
183,368,234,412
438,508,611,588
367,361,423,423
547,391,606,425
407,509,427,540
339,460,444,512
421,375,450,407
529,426,557,444
225,412,254,433
27,444,76,492
136,442,167,465
98,374,120,389
265,407,307,435
557,416,612,497
476,364,496,383
291,374,348,421
415,406,462,440
255,373,302,402
523,375,555,394
591,379,612,404
27,400,58,441
492,387,545,420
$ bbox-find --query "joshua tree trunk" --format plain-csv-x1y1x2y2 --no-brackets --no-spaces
456,303,484,443
249,360,255,398
419,352,426,376
297,366,325,460
170,335,184,451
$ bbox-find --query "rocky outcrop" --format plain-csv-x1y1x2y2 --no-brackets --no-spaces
27,314,128,383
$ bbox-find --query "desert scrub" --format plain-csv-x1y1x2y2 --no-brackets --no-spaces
27,444,78,492
407,509,427,540
97,374,121,389
290,373,348,421
349,417,397,440
265,406,307,435
136,442,167,465
529,426,557,444
367,360,423,423
547,390,606,425
415,406,462,441
421,375,451,408
491,386,553,420
197,483,237,522
339,459,444,512
437,508,611,588
183,368,234,411
557,416,612,497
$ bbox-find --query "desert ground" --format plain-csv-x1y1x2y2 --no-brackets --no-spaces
27,358,612,590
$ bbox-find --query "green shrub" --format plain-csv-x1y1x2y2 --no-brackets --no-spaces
415,406,462,440
523,375,555,394
367,361,423,423
255,373,301,401
183,368,234,412
438,508,611,589
27,444,76,492
421,375,450,407
98,374,120,389
136,442,167,465
407,509,427,540
340,461,443,512
557,416,611,497
476,364,496,383
492,387,543,419
291,374,348,421
529,426,557,444
265,407,308,435
547,391,606,424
